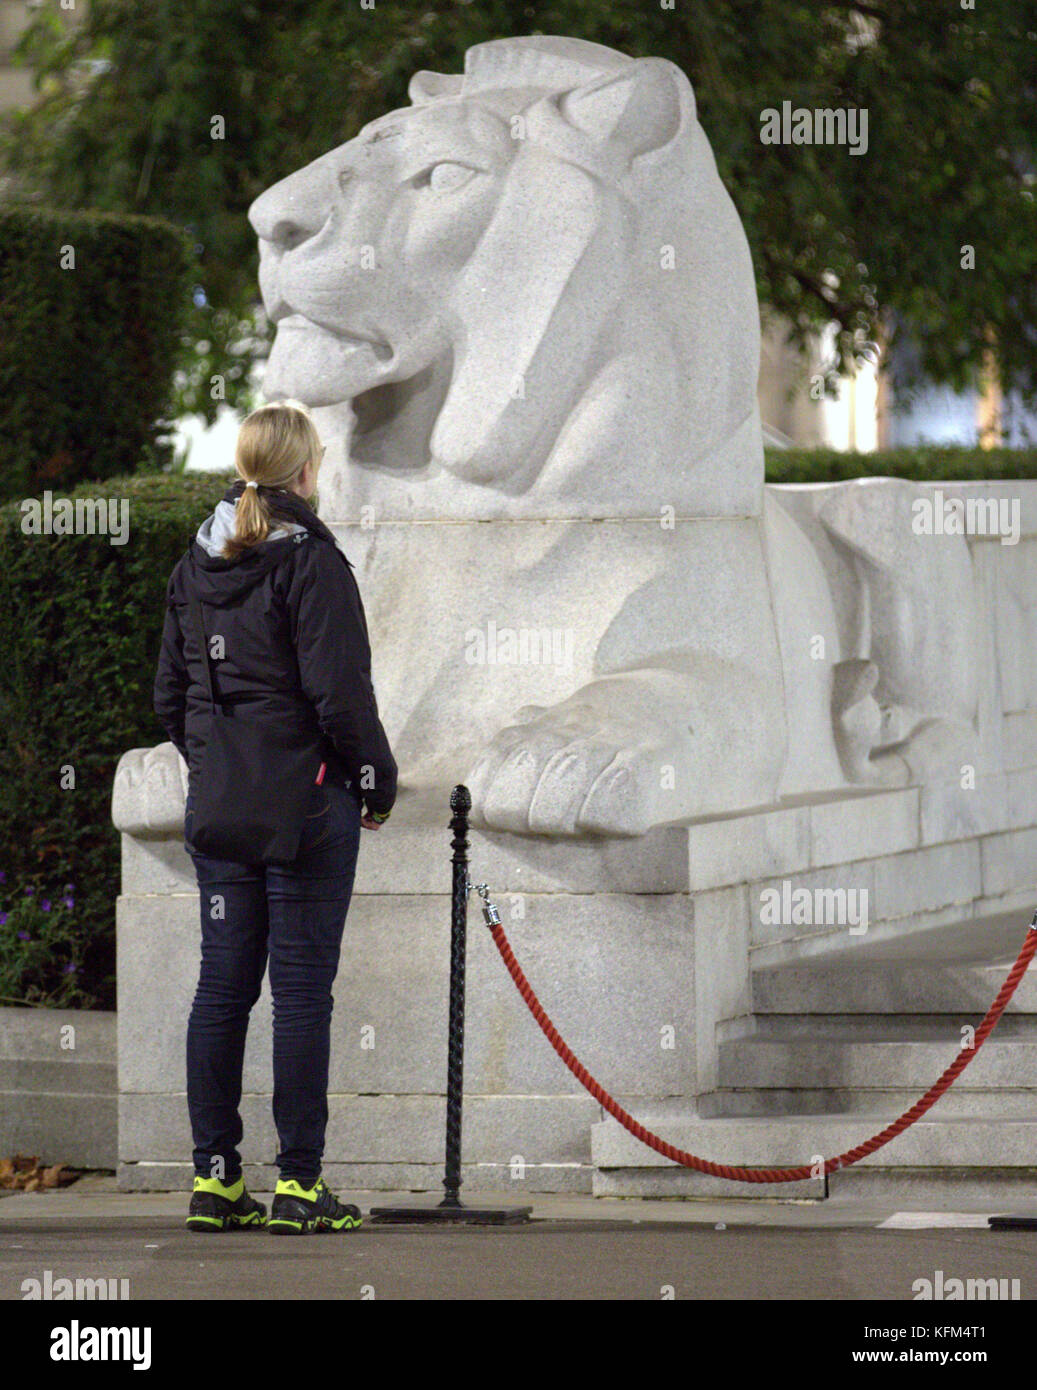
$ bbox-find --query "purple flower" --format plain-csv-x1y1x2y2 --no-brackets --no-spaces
64,896,74,910
24,886,34,896
40,900,51,912
0,871,6,883
0,912,7,926
17,931,29,942
63,882,74,893
61,963,77,975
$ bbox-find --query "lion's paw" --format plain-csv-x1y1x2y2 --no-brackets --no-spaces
112,743,188,838
466,703,666,837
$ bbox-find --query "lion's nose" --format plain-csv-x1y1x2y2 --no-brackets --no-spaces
249,160,338,251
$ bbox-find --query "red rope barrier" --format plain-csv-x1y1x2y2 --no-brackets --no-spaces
487,914,1037,1183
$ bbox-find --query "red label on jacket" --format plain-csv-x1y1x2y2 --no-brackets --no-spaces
315,762,326,785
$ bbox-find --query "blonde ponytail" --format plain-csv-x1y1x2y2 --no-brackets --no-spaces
223,400,323,559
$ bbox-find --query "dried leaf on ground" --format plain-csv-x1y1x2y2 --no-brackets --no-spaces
0,1155,82,1191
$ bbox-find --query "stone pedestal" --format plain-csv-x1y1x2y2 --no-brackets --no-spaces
116,792,706,1194
116,757,1037,1197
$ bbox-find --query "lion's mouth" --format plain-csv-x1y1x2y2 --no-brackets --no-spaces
276,312,393,362
267,309,449,470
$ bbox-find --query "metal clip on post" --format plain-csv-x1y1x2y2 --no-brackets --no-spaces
475,883,501,927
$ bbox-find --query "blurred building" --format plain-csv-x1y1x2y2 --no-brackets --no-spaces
757,318,1035,452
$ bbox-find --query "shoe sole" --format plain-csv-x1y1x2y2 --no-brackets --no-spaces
186,1212,267,1233
267,1215,362,1235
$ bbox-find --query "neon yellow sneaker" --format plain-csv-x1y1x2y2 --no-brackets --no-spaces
267,1176,362,1234
185,1174,267,1232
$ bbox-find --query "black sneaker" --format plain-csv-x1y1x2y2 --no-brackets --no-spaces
186,1174,267,1232
267,1176,362,1234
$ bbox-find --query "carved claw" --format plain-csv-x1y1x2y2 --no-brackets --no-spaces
111,743,188,838
466,701,664,837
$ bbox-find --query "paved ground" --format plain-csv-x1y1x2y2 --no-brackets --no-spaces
1,1177,1035,1300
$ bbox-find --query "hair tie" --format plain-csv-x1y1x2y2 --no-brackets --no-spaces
244,479,260,490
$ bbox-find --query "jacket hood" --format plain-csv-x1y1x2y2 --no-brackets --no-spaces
196,498,304,561
170,482,349,609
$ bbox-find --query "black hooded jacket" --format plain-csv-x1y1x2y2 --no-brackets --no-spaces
153,481,397,818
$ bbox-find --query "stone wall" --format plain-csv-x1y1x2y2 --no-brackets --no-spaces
0,1007,116,1170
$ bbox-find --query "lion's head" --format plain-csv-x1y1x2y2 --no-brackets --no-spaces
249,36,762,517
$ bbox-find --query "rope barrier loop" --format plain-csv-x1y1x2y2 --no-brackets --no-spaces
480,894,1037,1185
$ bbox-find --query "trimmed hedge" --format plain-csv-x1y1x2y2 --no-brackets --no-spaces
765,445,1037,484
0,205,195,503
1,446,1035,1007
0,471,232,1008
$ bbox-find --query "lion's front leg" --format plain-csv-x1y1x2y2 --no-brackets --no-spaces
466,664,784,837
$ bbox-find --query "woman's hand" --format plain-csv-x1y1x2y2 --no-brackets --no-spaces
360,815,383,830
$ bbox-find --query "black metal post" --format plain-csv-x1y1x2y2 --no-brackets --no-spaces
370,786,531,1224
440,784,470,1208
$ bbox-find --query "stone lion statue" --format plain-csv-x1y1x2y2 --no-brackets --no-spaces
114,36,980,840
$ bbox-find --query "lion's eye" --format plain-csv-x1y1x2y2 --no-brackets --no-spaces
418,161,477,193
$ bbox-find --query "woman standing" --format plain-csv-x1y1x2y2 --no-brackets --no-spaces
153,400,397,1235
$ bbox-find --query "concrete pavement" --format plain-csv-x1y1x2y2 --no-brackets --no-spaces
1,1176,1035,1300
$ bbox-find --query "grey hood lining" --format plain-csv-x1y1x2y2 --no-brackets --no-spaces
195,498,305,560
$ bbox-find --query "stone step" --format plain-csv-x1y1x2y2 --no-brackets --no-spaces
591,1107,1037,1178
750,913,1037,1014
593,1161,1037,1203
825,1166,1037,1203
0,1006,115,1060
0,1060,116,1092
719,1012,1037,1042
749,893,1037,971
590,1106,1037,1198
752,963,1037,1016
700,1086,1037,1119
0,1091,117,1169
0,1007,117,1170
589,1100,1037,1200
717,1038,1037,1089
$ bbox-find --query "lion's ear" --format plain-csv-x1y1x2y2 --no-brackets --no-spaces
559,57,687,161
408,70,464,104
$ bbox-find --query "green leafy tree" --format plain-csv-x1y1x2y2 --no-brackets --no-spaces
2,0,1034,418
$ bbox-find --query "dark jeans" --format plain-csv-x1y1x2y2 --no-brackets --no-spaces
184,780,362,1184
